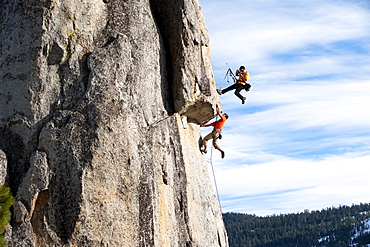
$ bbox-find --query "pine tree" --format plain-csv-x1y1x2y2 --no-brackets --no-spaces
0,186,14,247
223,203,370,247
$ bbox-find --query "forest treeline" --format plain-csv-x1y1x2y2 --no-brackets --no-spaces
223,203,370,247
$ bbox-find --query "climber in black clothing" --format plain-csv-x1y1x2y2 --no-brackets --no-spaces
217,66,251,104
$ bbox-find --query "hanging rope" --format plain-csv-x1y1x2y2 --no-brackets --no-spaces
198,1,226,209
209,145,221,207
212,64,227,75
198,0,232,82
206,114,221,208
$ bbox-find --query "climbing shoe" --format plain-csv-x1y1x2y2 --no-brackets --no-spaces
216,89,222,95
221,151,225,159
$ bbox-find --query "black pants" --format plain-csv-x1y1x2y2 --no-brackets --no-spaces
221,83,249,100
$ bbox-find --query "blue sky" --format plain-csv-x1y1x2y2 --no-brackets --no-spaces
199,0,370,216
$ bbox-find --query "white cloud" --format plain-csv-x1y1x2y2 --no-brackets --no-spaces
200,0,370,216
212,153,370,215
205,0,370,68
221,80,370,137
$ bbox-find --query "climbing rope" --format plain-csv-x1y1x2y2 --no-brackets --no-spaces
206,114,222,208
198,0,233,86
209,146,221,207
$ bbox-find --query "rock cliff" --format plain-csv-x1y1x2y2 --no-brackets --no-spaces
0,0,228,246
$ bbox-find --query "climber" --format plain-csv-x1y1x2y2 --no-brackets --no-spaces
217,66,251,104
200,104,228,159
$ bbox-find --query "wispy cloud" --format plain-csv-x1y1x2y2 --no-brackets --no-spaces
200,0,370,215
204,0,370,66
213,153,370,215
214,79,370,169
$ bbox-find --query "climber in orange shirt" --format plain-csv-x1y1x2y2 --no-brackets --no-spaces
217,65,251,104
200,105,229,159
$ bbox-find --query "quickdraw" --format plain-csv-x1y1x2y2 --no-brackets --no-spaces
224,68,238,84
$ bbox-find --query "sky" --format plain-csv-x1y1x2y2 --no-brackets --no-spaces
199,0,370,216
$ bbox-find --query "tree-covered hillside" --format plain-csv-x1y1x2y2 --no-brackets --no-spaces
223,203,370,247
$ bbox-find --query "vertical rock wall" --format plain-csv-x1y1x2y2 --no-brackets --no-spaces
0,0,227,246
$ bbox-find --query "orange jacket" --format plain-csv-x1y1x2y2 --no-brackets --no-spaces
211,114,227,133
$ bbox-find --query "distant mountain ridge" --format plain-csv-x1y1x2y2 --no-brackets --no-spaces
223,203,370,247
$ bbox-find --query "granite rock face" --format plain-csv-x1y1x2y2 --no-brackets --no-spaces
0,0,227,246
